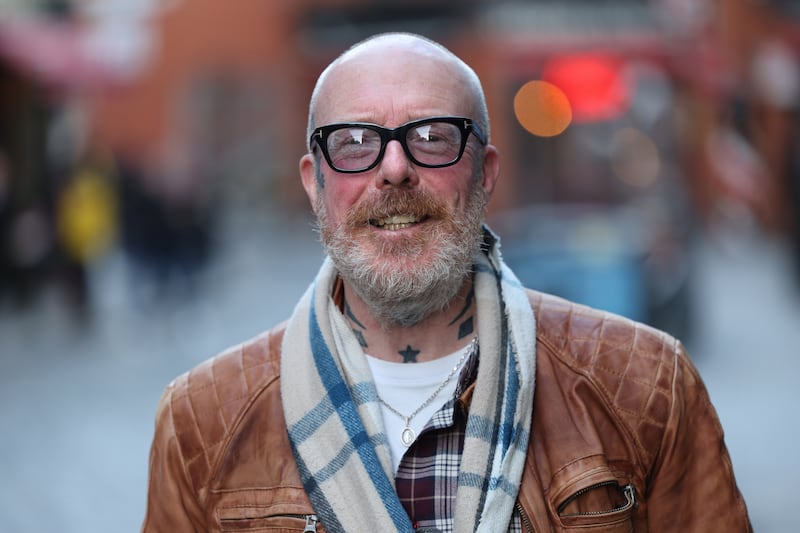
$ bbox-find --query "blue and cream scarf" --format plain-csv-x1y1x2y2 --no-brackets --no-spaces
281,230,536,532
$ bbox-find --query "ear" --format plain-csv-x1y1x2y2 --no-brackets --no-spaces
299,153,320,209
480,144,500,198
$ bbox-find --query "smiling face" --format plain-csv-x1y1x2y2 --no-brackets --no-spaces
300,34,500,327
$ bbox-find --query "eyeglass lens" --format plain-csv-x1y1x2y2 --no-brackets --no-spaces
326,121,464,172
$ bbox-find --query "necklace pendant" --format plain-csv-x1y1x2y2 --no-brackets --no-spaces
401,426,416,447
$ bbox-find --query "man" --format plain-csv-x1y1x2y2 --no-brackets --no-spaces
143,33,751,532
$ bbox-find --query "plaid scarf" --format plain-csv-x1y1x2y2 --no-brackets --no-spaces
281,229,536,532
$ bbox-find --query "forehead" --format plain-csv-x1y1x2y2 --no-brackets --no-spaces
314,39,475,125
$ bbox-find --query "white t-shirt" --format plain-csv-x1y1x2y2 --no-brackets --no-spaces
365,345,470,473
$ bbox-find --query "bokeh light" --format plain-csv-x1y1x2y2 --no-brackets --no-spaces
513,80,572,137
542,52,630,123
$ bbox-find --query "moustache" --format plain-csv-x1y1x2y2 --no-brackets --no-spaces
345,189,450,228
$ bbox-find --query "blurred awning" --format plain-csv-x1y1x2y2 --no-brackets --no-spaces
0,17,119,92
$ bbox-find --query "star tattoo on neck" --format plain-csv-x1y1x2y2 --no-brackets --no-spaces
398,345,421,363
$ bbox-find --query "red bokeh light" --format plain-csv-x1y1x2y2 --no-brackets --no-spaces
542,53,631,123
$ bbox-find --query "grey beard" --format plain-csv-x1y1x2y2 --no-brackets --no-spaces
316,187,487,328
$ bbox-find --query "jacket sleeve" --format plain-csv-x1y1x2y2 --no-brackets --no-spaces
645,342,752,531
141,383,207,532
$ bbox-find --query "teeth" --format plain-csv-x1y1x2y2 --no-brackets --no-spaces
375,215,421,230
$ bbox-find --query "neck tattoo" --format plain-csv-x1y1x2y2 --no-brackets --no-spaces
378,336,478,447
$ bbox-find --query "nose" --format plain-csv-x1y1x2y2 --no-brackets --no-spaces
375,139,419,189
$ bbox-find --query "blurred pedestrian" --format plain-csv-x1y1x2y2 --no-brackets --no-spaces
143,33,751,532
54,146,118,313
117,152,213,304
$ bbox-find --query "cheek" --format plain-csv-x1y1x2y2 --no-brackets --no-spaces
429,174,473,210
321,182,362,224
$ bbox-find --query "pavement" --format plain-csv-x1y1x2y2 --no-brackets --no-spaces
688,227,800,533
0,208,798,532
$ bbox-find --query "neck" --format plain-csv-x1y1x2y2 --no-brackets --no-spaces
338,276,477,363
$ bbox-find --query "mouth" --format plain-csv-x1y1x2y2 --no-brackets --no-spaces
369,214,426,231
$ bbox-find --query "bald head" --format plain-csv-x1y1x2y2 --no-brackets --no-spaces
306,33,490,147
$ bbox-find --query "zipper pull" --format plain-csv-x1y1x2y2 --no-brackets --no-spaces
623,483,638,509
303,514,318,532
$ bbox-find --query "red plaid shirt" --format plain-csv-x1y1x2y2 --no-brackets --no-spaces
394,355,523,532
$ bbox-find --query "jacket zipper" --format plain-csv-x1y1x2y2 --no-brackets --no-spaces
248,514,317,531
301,514,319,532
220,513,318,531
515,501,535,532
558,482,636,517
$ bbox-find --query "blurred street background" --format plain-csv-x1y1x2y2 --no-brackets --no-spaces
1,0,799,531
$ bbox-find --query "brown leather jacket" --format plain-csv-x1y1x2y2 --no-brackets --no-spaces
142,290,751,532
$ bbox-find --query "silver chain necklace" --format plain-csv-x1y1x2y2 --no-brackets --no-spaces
377,336,478,447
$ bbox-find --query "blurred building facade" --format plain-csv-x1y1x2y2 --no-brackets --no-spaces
1,0,799,331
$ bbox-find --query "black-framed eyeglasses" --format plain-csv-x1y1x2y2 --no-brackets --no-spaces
309,116,486,174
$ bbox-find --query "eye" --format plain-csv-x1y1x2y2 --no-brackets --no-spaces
343,128,367,145
409,123,459,145
329,128,379,151
412,124,436,142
